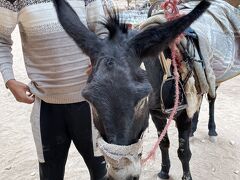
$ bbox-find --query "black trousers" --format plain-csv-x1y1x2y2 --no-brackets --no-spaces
35,100,106,180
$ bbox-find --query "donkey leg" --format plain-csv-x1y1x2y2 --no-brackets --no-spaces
150,109,170,179
207,94,218,141
190,111,200,137
176,111,192,180
190,95,203,137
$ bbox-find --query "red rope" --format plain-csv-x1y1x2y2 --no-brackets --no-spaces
161,0,181,20
142,0,182,164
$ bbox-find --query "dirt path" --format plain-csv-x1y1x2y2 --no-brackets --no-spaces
0,27,239,180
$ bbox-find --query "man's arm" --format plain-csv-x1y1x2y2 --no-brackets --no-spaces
0,7,17,84
0,3,34,104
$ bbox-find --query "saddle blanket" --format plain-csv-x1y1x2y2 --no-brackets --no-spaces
182,0,240,96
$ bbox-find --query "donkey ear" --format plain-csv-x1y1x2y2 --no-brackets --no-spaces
129,0,210,58
53,0,103,64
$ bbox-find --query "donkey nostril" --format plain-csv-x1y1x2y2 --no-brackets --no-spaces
128,176,139,180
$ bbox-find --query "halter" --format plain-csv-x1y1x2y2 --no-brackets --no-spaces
97,135,144,168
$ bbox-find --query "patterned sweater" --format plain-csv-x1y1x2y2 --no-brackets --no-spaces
0,0,105,104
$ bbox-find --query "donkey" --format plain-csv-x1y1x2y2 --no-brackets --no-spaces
147,0,219,141
53,0,210,179
147,0,239,142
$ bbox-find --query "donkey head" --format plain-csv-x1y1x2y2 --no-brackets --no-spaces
53,1,210,179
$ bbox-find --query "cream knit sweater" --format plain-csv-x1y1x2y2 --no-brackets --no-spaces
0,0,105,104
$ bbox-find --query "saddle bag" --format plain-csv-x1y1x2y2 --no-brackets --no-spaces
160,76,188,115
159,52,188,115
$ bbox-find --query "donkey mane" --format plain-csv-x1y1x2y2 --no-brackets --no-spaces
100,9,128,39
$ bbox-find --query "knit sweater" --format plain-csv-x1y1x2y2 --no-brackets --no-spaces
0,0,106,104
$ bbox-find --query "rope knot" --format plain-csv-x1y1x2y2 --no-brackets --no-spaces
161,0,181,20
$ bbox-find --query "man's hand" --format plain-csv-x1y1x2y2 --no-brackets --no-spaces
6,80,35,104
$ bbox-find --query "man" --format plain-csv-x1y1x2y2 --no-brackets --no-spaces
0,0,107,179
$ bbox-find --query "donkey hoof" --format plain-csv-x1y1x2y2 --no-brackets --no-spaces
182,173,192,180
158,171,169,179
208,131,218,137
209,136,217,143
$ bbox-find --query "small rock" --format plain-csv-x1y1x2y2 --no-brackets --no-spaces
209,136,217,143
30,172,36,176
4,166,11,170
230,140,235,145
234,170,239,175
212,168,216,172
201,139,206,143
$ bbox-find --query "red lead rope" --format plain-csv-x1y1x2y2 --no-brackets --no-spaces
142,0,182,164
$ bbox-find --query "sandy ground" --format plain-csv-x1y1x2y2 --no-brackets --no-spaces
0,25,240,180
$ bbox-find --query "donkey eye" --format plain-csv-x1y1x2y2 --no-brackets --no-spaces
105,58,114,69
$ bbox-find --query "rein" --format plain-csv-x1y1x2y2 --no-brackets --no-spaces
142,0,182,164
